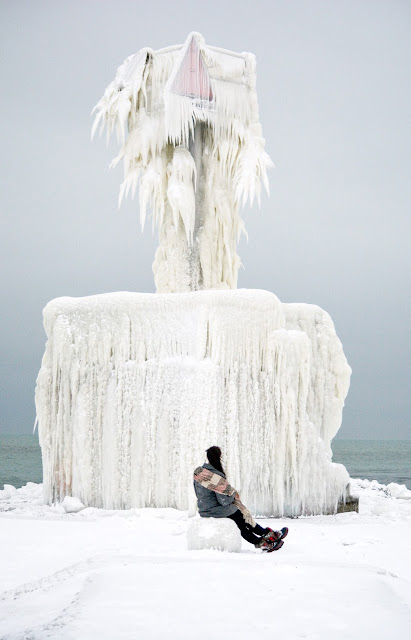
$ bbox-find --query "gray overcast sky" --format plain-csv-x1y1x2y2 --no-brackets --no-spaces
0,1,409,439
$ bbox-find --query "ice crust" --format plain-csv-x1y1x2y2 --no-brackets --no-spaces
186,516,242,552
35,288,351,516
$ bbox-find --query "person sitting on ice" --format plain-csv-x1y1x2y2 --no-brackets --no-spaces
193,446,288,552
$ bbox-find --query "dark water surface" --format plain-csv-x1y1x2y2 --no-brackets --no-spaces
332,439,411,489
0,434,410,490
0,434,43,489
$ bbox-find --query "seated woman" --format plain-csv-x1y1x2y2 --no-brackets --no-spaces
193,446,288,552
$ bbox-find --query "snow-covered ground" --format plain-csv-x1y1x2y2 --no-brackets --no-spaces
0,479,410,640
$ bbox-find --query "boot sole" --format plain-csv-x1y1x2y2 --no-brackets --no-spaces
265,539,284,553
265,527,289,543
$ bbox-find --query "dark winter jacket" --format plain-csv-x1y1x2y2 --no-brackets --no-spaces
193,463,238,518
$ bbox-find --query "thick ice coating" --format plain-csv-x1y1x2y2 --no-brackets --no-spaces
35,289,351,516
92,32,272,292
35,31,354,522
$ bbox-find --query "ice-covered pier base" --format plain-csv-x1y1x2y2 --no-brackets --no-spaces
35,289,351,516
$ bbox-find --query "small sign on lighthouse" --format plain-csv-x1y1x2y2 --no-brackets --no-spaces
169,33,214,105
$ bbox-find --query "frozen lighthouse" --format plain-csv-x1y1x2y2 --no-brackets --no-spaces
35,33,352,516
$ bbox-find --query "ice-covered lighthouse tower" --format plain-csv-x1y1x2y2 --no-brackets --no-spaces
35,33,352,516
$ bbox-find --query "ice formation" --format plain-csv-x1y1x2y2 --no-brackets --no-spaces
35,32,352,518
187,516,242,552
61,496,85,514
35,289,351,517
92,32,272,292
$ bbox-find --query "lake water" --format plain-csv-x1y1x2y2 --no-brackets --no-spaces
0,434,410,490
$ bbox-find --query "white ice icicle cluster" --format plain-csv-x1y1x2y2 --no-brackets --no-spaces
92,32,272,292
35,290,351,516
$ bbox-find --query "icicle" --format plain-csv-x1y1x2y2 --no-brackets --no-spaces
166,147,196,244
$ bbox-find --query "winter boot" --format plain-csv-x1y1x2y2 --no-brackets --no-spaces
265,539,284,553
255,538,273,551
255,537,284,552
264,527,288,543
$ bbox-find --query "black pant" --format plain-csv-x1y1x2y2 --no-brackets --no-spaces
227,509,268,545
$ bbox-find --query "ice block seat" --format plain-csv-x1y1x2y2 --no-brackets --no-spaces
187,516,242,552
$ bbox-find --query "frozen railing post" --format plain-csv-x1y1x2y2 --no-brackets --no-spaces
92,32,273,293
171,34,209,290
187,121,204,289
